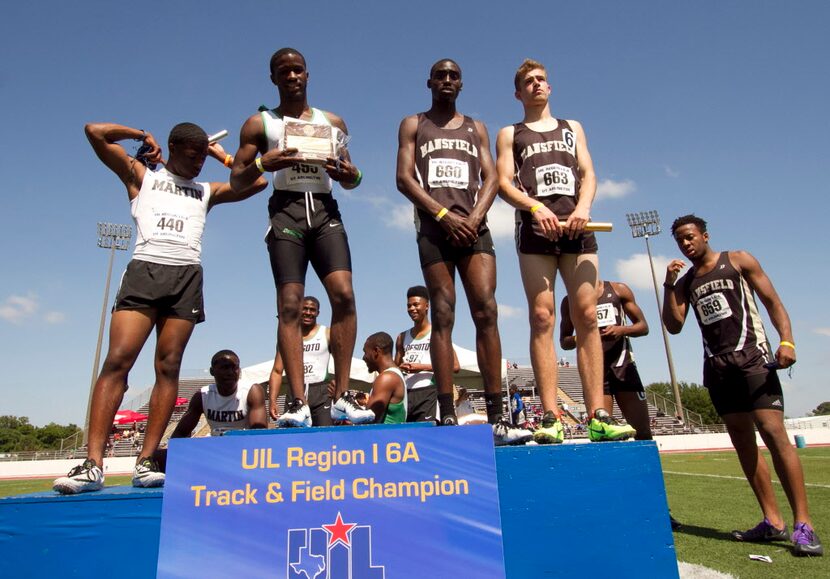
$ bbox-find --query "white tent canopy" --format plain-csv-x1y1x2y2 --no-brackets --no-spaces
238,343,506,393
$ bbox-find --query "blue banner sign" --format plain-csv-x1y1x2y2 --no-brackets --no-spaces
157,424,506,578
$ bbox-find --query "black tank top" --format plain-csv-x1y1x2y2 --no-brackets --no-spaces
414,113,483,236
681,252,769,357
512,119,581,219
597,282,634,367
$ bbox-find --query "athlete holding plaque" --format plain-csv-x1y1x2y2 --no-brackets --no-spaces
663,214,821,556
232,48,365,428
396,59,531,445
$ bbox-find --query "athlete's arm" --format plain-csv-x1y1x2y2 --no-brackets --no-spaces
230,113,299,193
603,282,649,340
366,375,396,423
269,350,285,421
322,112,361,190
170,392,204,438
559,296,577,350
394,332,405,367
246,384,268,429
85,123,159,200
465,120,498,232
662,260,690,334
207,142,269,209
731,251,796,368
396,115,478,246
495,125,563,240
562,120,597,240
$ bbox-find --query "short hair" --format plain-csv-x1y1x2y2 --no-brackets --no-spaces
430,58,461,77
671,214,708,235
270,47,306,74
211,349,239,366
303,296,320,310
406,285,429,300
514,58,546,91
168,123,208,149
365,332,393,354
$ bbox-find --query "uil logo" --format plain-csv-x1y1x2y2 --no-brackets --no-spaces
287,512,386,578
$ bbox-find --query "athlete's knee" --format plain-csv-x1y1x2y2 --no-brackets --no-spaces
100,349,136,377
470,297,498,329
155,350,184,381
329,285,356,317
278,293,303,324
528,306,555,335
431,298,455,330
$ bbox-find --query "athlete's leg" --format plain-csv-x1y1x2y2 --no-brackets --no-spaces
277,282,307,402
87,309,155,466
753,408,812,525
559,253,603,416
458,252,502,422
614,391,653,440
722,411,785,529
322,270,356,400
518,253,560,417
137,316,196,462
423,260,457,419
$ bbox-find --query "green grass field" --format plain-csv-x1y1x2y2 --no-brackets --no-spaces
662,447,829,577
1,447,827,577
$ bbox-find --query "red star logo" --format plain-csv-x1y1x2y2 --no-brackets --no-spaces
322,512,357,547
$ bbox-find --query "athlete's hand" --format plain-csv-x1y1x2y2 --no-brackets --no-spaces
775,343,796,369
324,157,358,184
139,132,163,165
441,212,479,247
665,259,686,285
530,203,563,241
260,147,300,171
599,325,626,340
562,206,590,240
269,404,280,421
399,362,413,373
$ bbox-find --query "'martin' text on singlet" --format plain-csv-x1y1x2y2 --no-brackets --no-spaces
152,178,204,200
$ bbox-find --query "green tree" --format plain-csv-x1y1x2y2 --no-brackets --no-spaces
646,381,722,424
811,401,830,416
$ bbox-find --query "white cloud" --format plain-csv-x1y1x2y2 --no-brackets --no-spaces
44,311,67,324
814,328,830,337
595,178,636,201
486,199,515,240
0,293,39,324
387,204,414,231
498,303,523,319
664,165,680,178
614,253,674,291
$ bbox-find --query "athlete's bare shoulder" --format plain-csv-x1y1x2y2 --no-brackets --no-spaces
319,109,348,133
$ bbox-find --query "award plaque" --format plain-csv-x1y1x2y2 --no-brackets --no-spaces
284,120,333,164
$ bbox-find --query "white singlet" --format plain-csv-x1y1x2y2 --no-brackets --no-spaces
303,325,331,387
200,383,252,436
131,167,211,266
400,329,434,390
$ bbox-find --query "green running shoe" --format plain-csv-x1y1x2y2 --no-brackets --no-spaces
533,411,564,444
588,409,636,442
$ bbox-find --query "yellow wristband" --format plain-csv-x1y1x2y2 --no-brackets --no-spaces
255,157,265,173
223,154,233,168
530,202,544,214
780,341,795,350
435,207,449,221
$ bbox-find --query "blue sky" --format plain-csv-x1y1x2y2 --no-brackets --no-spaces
2,1,828,425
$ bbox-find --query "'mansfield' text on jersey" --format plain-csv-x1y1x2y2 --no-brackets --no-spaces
519,139,574,161
152,178,204,200
692,279,735,300
419,138,478,158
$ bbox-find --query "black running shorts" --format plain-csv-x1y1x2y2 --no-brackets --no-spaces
113,259,205,323
266,191,352,286
703,347,784,415
406,385,439,423
604,362,645,396
416,230,495,268
515,213,598,255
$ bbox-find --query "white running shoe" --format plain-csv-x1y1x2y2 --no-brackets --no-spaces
132,457,165,488
331,392,375,424
279,398,313,427
53,458,104,494
492,420,533,446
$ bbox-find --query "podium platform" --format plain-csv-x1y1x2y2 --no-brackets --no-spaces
0,431,677,578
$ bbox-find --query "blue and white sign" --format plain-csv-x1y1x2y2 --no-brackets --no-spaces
157,424,506,578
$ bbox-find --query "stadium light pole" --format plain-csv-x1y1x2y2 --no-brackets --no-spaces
83,222,132,444
626,211,685,421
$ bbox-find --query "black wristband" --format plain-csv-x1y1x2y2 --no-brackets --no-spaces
662,282,674,289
